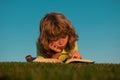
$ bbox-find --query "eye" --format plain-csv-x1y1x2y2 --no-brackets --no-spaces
61,35,66,38
49,38,58,42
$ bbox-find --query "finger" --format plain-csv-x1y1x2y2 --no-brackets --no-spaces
69,53,73,58
49,43,57,51
54,46,60,52
51,44,61,52
49,43,53,48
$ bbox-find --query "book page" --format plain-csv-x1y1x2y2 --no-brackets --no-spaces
33,57,94,64
65,59,94,64
33,58,62,63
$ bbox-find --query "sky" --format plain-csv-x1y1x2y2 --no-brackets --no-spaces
0,0,120,63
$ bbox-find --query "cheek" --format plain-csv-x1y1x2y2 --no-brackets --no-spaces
64,39,68,43
65,37,68,43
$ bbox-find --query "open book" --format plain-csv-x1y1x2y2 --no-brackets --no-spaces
33,58,94,64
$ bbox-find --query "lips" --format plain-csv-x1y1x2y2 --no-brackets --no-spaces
59,46,65,50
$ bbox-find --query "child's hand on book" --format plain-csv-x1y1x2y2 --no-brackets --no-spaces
69,50,82,59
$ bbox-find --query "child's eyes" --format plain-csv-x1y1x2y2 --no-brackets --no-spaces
49,35,67,42
49,38,58,42
61,35,67,38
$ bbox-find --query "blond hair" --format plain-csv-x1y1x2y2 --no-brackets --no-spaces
38,12,78,57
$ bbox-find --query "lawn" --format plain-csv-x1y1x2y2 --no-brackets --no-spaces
0,62,120,80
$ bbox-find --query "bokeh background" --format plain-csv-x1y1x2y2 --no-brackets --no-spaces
0,0,120,63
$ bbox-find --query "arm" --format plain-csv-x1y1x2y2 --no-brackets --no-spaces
69,50,82,59
51,53,60,59
69,42,82,59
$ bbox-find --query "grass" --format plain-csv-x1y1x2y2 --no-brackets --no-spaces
0,62,120,80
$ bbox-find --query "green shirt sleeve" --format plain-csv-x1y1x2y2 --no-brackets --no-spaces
58,42,78,62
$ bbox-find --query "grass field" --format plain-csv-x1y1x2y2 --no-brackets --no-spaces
0,62,120,80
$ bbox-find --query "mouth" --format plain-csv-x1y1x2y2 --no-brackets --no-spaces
59,46,65,50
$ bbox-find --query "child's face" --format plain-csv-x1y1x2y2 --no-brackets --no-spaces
48,35,68,53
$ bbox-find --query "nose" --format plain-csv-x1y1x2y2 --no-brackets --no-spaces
58,39,63,45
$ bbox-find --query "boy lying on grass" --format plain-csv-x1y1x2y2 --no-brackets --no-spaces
26,12,82,62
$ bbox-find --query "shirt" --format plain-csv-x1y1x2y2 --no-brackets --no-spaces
58,42,78,61
36,41,78,62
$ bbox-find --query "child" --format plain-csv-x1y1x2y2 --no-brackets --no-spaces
26,12,82,62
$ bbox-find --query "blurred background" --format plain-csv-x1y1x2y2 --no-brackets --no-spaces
0,0,120,63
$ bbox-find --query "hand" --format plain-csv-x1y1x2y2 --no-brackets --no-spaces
49,43,61,52
69,50,82,59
